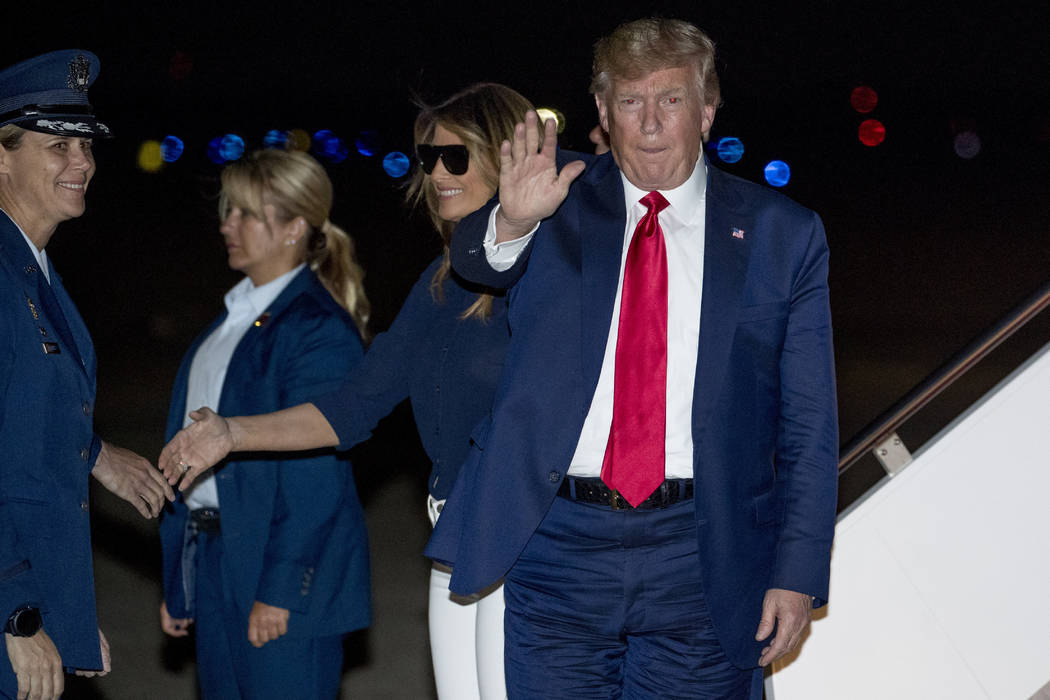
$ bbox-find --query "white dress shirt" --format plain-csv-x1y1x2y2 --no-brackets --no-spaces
183,264,304,509
484,160,708,478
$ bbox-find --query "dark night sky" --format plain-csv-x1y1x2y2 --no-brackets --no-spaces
6,2,1050,489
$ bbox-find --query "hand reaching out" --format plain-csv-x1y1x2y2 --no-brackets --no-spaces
92,441,174,518
158,407,234,491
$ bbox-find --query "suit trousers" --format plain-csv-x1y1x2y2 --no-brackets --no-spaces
193,530,343,699
503,496,761,699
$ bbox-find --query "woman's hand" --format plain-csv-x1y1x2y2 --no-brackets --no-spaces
247,602,290,648
159,407,236,491
159,602,193,638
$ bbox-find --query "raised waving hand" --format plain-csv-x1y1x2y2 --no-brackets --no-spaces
493,110,586,242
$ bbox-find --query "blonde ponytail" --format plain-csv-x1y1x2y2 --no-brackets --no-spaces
307,219,371,341
221,150,372,341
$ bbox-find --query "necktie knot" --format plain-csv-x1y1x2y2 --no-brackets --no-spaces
640,191,670,216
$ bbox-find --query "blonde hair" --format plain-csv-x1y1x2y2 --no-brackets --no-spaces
219,149,370,339
591,18,721,112
406,83,536,321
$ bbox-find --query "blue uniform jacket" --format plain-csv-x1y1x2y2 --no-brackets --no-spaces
158,268,370,639
312,255,509,501
0,211,103,673
427,153,839,668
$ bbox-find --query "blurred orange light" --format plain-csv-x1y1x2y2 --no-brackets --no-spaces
286,129,311,152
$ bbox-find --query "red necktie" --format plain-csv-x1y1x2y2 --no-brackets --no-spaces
601,191,670,507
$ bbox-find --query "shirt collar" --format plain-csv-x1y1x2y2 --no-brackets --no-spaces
224,264,305,318
1,206,51,281
620,157,708,226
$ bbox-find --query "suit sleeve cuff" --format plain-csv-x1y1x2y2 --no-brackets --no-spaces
256,560,315,613
483,206,536,270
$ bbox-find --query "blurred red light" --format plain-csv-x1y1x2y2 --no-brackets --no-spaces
169,51,193,81
850,86,878,113
858,119,886,147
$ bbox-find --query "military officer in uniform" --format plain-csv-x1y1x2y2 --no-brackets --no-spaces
0,50,174,700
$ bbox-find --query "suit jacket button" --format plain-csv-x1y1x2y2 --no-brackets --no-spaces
80,447,89,460
82,402,92,416
548,471,560,483
80,501,89,511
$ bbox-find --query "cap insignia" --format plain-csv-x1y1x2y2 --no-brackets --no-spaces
67,54,91,91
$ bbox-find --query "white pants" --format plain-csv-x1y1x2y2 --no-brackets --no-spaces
427,497,506,700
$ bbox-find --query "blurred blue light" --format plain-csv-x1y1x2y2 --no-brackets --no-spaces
263,129,287,149
715,137,744,163
160,135,184,163
327,139,349,163
764,160,791,187
313,129,336,153
220,134,245,161
206,136,225,165
382,151,411,178
355,130,380,157
311,129,347,163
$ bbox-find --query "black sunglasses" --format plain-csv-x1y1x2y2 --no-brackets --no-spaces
416,144,470,175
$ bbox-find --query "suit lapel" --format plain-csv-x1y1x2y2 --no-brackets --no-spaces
692,164,753,435
578,155,627,393
222,268,317,395
47,264,95,381
0,215,88,378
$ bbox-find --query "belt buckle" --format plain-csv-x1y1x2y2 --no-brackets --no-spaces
609,488,622,511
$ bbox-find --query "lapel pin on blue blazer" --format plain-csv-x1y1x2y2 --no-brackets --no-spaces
732,227,745,239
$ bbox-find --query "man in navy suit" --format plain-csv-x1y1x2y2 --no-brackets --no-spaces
0,50,174,700
427,18,838,698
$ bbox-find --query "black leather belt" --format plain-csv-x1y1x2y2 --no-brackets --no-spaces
189,508,221,534
557,477,693,511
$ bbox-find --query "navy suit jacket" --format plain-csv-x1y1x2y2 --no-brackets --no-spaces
159,268,370,639
426,153,838,667
0,212,103,674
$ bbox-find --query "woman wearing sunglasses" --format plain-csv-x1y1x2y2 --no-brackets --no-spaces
159,83,540,699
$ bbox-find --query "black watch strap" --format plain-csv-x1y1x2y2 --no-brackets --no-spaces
4,606,42,637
